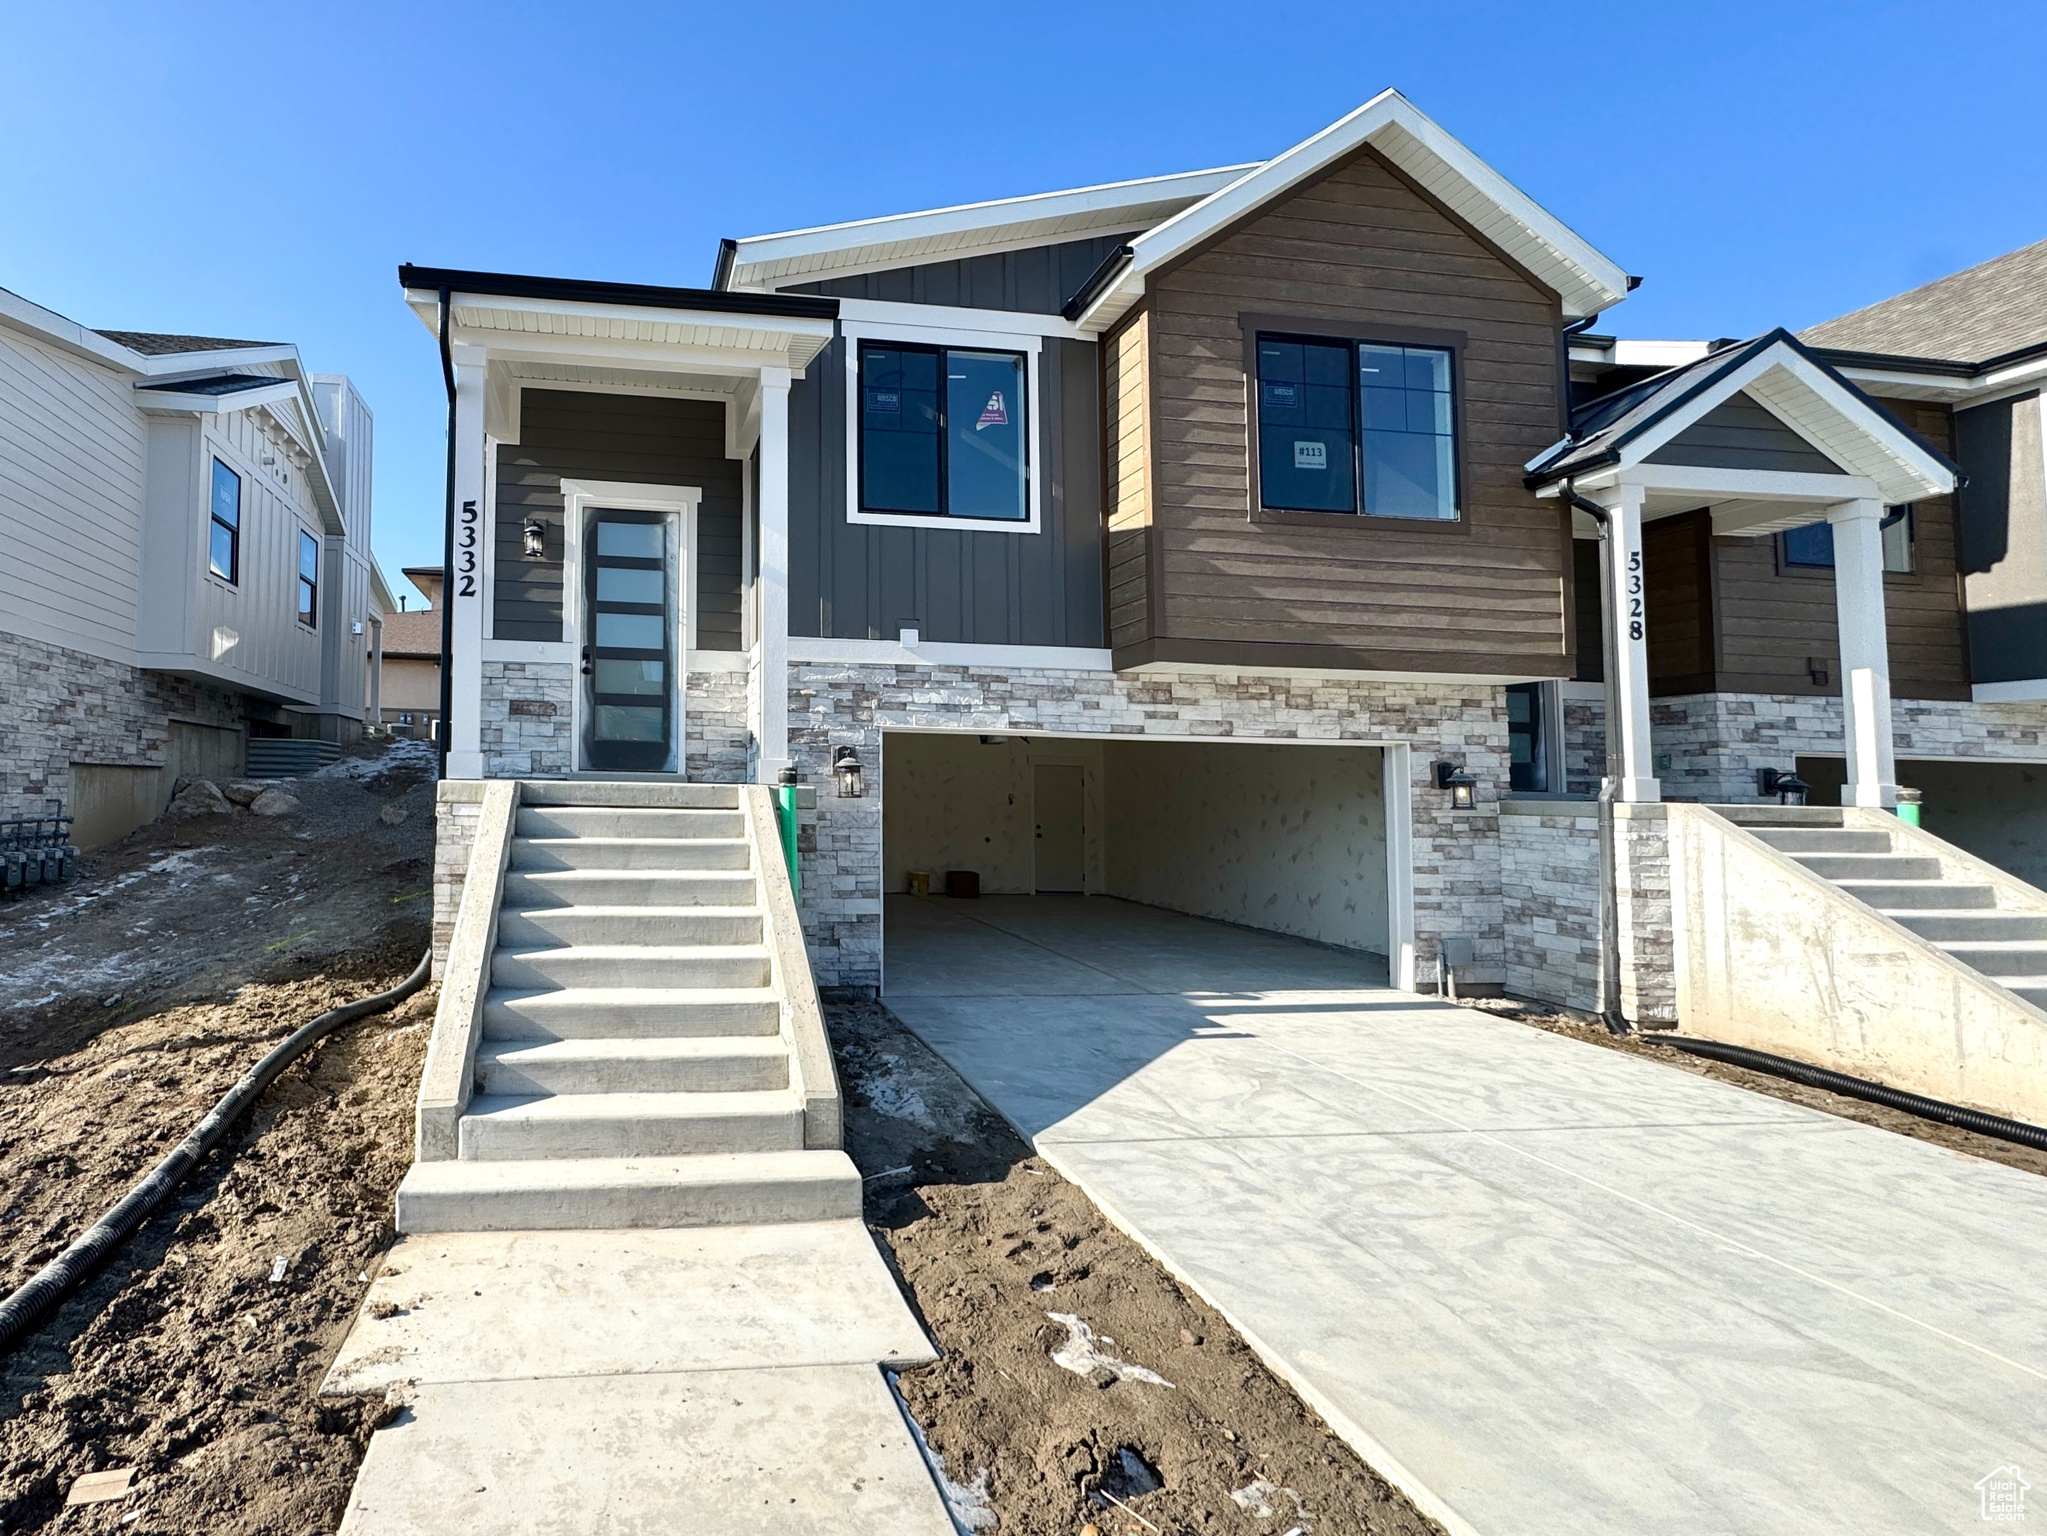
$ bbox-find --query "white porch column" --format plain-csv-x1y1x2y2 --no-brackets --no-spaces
1828,497,1898,808
755,366,791,778
1601,483,1661,803
446,349,488,780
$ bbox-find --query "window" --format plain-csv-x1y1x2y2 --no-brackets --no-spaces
208,459,240,581
858,341,1027,521
1506,681,1549,793
1780,507,1914,574
1255,333,1458,520
297,531,319,627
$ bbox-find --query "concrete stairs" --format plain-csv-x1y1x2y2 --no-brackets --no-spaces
397,785,858,1232
1719,805,2047,1009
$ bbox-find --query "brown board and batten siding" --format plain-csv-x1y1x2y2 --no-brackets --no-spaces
1699,402,1968,701
785,336,1103,646
1104,310,1153,651
1119,144,1573,676
494,390,744,648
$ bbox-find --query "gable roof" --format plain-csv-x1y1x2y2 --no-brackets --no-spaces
719,165,1253,294
97,329,277,355
1075,90,1630,333
1526,328,1958,505
1801,236,2047,367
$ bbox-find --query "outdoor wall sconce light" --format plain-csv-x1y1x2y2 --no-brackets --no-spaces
522,517,547,558
1758,768,1809,806
1433,760,1477,810
833,745,865,798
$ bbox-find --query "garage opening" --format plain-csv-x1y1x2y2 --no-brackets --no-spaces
1798,754,2047,888
880,731,1394,987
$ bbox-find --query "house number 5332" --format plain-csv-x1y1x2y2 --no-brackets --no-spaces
457,499,478,598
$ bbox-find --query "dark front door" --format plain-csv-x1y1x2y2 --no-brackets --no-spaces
583,510,673,772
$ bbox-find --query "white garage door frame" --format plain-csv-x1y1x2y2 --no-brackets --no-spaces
876,727,1417,996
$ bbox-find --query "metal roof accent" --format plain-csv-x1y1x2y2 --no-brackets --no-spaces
397,265,838,320
135,371,284,397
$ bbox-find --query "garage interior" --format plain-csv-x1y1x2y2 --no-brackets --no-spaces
1797,753,2047,888
881,732,1393,978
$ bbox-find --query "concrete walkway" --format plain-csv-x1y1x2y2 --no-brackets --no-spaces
324,1223,952,1535
885,895,2047,1536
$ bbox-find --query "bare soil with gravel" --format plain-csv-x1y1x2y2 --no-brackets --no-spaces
829,997,1441,1536
0,738,438,1533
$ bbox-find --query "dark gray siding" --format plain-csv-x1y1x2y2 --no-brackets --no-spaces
783,234,1136,316
788,335,1103,646
495,389,744,648
1644,392,1847,474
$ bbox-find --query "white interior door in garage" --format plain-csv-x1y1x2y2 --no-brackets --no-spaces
1033,764,1086,892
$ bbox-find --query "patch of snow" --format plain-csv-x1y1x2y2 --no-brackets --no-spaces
885,1369,998,1533
310,738,438,782
1231,1478,1312,1529
860,1052,935,1125
1045,1313,1173,1387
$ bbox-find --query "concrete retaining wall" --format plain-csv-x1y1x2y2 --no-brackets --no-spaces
1670,803,2047,1123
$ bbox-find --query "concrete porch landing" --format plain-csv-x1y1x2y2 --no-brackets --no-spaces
323,1223,949,1535
885,895,2047,1536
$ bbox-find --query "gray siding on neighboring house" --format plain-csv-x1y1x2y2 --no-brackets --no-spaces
1644,392,1847,474
783,234,1137,316
787,336,1103,646
1957,390,2047,683
495,389,744,648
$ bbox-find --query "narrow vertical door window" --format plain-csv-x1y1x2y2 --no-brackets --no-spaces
584,512,673,772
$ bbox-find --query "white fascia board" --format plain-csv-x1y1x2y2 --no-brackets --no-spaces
1613,339,1711,367
370,561,397,616
1612,344,1954,503
0,285,144,371
1623,464,1882,503
468,331,821,379
135,344,298,378
835,297,1085,340
1974,678,2047,703
727,164,1257,287
1080,90,1630,333
788,637,1116,671
135,379,301,415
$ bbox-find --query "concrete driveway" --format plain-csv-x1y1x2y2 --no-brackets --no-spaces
884,895,2047,1536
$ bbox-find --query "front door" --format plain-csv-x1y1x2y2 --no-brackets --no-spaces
583,510,675,773
1033,764,1085,892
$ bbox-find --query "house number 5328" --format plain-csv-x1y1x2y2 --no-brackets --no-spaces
1626,548,1643,641
457,499,478,598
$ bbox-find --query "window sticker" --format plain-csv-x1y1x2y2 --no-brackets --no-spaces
1294,440,1328,471
1263,382,1298,409
976,390,1009,430
870,389,900,415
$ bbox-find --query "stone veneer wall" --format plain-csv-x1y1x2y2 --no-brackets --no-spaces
1614,804,1676,1025
432,781,483,975
1498,800,1602,1013
0,628,244,819
786,662,1512,993
685,665,749,783
1571,692,2047,803
478,658,750,782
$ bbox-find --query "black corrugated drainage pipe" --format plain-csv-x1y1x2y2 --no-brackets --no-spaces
1656,1036,2047,1153
436,285,456,783
0,951,432,1356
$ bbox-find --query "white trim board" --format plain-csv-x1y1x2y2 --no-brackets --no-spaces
790,637,1114,670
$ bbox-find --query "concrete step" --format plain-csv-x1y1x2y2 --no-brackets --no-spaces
2000,978,2047,1010
1753,828,1895,855
1839,879,1997,911
476,1036,790,1096
483,986,782,1041
1791,852,1944,881
458,1090,804,1160
512,834,746,872
1928,941,2047,979
504,868,754,909
518,781,741,810
515,806,743,842
1717,805,1845,827
1887,909,2047,943
394,1150,860,1232
491,944,772,991
496,905,763,949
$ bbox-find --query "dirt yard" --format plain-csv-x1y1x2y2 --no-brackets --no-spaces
0,741,437,1533
1457,997,2047,1179
829,997,1441,1536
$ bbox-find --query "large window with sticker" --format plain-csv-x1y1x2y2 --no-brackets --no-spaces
1255,333,1459,521
858,341,1027,521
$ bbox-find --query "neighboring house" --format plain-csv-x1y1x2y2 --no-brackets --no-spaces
399,89,2018,1003
1558,238,2047,884
0,284,387,847
379,566,445,738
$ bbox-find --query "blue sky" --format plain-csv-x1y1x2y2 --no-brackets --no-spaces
5,2,2043,592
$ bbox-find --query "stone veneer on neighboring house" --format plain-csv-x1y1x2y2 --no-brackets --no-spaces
0,629,245,821
782,662,1513,993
